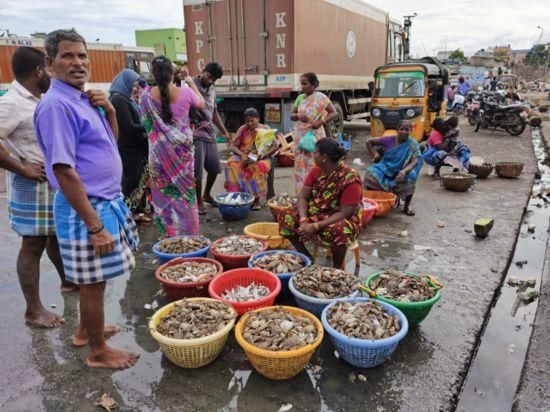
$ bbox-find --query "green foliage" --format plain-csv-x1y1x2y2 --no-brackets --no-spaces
524,43,550,67
449,49,467,63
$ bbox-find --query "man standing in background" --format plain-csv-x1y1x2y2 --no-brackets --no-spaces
0,47,76,329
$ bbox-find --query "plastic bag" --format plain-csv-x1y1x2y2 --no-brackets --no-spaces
255,128,276,157
297,131,316,153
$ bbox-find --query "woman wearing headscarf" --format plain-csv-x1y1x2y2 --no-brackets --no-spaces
109,69,150,222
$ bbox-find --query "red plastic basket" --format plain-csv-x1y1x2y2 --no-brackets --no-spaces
210,236,268,270
361,198,379,228
208,268,281,315
155,257,223,301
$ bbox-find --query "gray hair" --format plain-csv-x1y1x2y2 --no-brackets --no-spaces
45,29,87,58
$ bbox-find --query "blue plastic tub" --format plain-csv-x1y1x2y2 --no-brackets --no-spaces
152,236,211,264
321,297,409,368
248,250,312,296
215,192,254,221
288,276,359,318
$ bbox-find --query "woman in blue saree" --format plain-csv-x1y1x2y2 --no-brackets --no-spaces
364,120,422,216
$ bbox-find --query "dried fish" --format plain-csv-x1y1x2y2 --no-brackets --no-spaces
268,193,297,208
243,307,318,351
156,299,236,340
327,301,401,340
293,265,358,299
251,252,305,274
156,236,210,254
442,172,473,180
369,268,435,302
94,393,117,412
212,236,264,256
159,262,218,283
221,282,270,302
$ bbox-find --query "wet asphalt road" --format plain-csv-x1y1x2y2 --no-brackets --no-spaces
0,120,541,411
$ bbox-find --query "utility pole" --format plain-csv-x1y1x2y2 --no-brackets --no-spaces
403,13,417,60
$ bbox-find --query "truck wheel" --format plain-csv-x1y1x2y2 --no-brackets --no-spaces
329,102,344,138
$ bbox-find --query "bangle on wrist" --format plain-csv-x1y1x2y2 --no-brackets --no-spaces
299,217,308,223
313,222,320,232
88,223,104,235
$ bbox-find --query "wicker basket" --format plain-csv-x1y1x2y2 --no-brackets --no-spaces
149,298,237,368
440,173,476,192
468,163,494,179
234,306,324,380
495,162,524,178
244,222,291,250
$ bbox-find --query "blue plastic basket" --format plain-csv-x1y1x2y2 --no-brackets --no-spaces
152,236,211,264
321,297,409,368
215,192,254,221
248,250,312,296
288,276,359,318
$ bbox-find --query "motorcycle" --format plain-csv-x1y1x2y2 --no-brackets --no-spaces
474,97,527,136
451,94,466,115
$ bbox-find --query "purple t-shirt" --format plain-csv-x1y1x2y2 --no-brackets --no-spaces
34,79,122,200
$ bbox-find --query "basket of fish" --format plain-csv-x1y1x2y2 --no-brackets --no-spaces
468,162,494,179
210,235,268,270
248,250,311,296
153,236,211,264
234,306,324,380
244,222,291,250
321,298,408,368
266,193,298,220
215,192,255,221
440,172,477,192
208,268,281,315
288,265,360,318
149,298,237,368
155,257,223,301
364,269,443,326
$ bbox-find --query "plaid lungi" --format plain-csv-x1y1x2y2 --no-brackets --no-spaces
6,171,56,236
54,192,139,285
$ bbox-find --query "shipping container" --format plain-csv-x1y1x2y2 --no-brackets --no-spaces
0,37,154,92
184,0,404,134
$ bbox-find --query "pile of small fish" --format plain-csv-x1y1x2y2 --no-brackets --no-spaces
159,262,218,283
369,268,435,302
442,172,473,180
327,301,401,339
212,236,264,256
243,307,318,351
218,193,252,206
293,265,358,299
156,300,236,339
251,252,305,274
156,236,210,254
221,282,271,302
268,193,297,208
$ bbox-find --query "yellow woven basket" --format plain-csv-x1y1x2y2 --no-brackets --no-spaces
149,298,237,368
234,306,324,380
244,222,291,250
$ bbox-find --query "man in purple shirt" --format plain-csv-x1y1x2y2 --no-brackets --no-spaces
34,29,139,369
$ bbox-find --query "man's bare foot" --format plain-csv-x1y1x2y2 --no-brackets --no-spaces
86,345,140,369
203,195,218,206
72,325,121,347
25,309,65,328
198,203,207,215
61,282,79,293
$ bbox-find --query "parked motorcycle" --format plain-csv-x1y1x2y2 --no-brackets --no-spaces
474,97,527,136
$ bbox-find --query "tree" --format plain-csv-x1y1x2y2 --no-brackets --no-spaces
524,43,549,67
449,49,467,63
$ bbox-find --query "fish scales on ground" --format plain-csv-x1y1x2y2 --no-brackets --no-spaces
369,268,436,302
160,262,218,283
156,300,236,340
294,265,358,299
327,301,401,339
243,307,318,351
252,252,305,274
221,282,271,302
212,236,265,256
157,236,210,254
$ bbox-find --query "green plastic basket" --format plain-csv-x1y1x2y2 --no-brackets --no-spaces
363,272,442,326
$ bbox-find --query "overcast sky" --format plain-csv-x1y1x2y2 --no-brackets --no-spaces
1,0,548,57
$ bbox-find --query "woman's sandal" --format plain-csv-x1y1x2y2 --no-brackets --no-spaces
403,207,415,216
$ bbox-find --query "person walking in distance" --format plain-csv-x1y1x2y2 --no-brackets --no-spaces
190,62,231,215
0,47,78,328
34,29,139,369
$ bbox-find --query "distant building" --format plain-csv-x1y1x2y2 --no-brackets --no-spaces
511,49,529,65
135,28,187,63
436,50,452,61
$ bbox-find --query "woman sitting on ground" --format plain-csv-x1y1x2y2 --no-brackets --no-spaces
277,138,362,269
423,116,470,177
364,119,422,216
225,108,278,210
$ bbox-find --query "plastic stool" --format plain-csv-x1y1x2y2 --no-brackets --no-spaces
311,241,361,270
